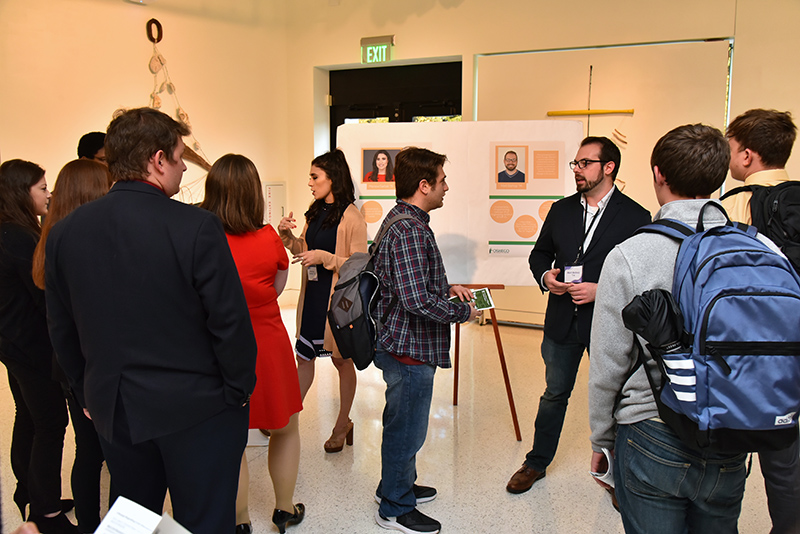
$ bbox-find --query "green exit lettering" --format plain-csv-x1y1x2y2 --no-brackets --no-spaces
366,45,388,63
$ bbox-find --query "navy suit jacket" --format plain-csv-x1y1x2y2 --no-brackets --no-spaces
45,180,257,444
529,187,650,346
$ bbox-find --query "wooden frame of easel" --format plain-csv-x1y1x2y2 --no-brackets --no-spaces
452,284,522,441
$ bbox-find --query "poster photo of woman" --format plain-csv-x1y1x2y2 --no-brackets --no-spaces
361,149,399,187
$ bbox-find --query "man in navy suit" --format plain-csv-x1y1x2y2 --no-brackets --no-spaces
506,137,650,498
46,108,257,534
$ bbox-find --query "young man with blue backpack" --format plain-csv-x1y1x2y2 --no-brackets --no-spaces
720,108,800,534
588,123,800,533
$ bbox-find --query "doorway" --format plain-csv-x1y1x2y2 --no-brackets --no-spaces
329,61,462,148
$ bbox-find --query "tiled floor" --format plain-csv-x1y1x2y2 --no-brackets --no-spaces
0,300,772,533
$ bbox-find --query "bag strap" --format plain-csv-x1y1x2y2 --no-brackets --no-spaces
632,336,669,408
719,184,760,201
368,213,414,257
370,213,413,327
635,219,694,243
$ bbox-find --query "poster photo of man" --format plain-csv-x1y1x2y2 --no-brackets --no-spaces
495,146,528,189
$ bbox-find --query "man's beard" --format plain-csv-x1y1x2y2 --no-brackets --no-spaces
576,173,603,193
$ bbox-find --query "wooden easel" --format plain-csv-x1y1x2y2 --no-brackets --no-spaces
453,284,522,441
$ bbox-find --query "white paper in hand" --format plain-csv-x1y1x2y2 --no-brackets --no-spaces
95,496,192,534
589,447,615,488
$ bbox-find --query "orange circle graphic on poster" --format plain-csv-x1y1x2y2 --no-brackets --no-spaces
489,200,514,223
360,201,383,224
539,200,555,221
514,215,538,238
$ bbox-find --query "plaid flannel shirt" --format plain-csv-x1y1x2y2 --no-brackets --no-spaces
373,201,471,367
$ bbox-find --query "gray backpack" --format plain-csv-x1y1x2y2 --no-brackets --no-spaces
327,214,411,370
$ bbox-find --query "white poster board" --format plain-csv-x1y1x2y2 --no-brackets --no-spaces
337,120,583,286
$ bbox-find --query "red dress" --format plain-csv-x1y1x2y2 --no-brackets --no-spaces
226,225,302,429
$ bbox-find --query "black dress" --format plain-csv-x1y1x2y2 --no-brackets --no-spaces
296,205,338,360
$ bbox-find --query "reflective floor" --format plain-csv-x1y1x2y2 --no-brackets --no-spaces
0,296,771,533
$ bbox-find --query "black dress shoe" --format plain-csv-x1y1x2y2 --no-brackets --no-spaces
28,512,79,534
13,486,74,521
506,464,546,494
235,523,252,534
272,503,305,534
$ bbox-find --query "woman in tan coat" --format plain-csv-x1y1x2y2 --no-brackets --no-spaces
279,149,367,453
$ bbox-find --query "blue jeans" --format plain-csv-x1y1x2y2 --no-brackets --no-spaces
525,321,586,471
614,420,747,534
374,346,436,518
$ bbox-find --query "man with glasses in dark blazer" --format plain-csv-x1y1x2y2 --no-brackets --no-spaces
506,137,650,503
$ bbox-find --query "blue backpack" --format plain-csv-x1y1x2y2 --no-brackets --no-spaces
632,202,800,453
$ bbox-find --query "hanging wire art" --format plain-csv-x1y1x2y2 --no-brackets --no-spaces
146,18,210,204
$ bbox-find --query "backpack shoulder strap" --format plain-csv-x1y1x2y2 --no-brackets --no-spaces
635,219,694,243
719,184,760,201
369,214,413,255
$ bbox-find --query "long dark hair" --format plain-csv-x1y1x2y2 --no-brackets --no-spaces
305,149,356,229
201,154,265,235
367,150,393,182
0,159,46,236
32,159,110,289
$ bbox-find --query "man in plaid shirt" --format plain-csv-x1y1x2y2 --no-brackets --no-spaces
372,147,479,534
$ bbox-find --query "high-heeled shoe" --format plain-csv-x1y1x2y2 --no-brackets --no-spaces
28,511,79,533
323,420,354,453
13,486,74,520
272,503,305,534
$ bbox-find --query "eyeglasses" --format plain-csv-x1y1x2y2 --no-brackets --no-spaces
569,159,607,170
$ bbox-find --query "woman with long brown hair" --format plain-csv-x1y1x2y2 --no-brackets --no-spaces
201,154,304,534
0,159,76,533
279,149,367,453
32,158,110,534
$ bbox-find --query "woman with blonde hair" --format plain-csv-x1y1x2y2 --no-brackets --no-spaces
32,158,110,534
201,154,304,534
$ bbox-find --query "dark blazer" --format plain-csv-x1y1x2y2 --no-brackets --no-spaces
529,187,650,345
45,180,257,444
0,223,53,376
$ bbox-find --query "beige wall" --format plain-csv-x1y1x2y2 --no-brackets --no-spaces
2,0,799,305
0,0,290,191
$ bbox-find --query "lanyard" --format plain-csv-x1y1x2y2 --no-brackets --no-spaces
576,197,602,262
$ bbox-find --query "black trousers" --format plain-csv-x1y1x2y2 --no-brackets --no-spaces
4,361,68,516
98,398,248,534
760,436,800,534
67,396,105,533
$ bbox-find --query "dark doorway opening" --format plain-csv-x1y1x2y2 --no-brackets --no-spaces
329,61,462,148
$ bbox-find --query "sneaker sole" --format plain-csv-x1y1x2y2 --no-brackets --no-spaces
375,510,441,534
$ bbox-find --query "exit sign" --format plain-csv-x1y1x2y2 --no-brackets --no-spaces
361,35,395,65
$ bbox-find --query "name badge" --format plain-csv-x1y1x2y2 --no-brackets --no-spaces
564,264,583,284
307,265,318,282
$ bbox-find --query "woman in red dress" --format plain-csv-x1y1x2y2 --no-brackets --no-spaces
201,154,304,534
